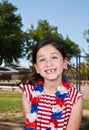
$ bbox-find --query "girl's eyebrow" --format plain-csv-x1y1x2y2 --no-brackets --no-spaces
51,51,60,54
38,52,59,58
51,52,59,54
37,55,44,59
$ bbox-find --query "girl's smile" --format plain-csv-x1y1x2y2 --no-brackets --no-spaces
45,68,56,74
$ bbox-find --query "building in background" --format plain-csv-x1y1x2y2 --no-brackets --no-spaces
0,64,31,81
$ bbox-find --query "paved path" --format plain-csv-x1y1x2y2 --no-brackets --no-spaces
83,109,89,117
0,121,24,130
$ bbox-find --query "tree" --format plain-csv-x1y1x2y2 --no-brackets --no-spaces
83,29,89,62
84,29,89,43
64,36,81,58
84,29,89,56
26,20,62,61
83,29,89,78
0,0,25,66
25,20,81,64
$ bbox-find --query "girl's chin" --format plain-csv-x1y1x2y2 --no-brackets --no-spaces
44,76,59,81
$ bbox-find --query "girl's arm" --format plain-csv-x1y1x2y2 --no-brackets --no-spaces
66,96,83,130
22,93,30,117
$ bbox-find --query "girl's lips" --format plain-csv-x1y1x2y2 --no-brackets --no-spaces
45,69,56,74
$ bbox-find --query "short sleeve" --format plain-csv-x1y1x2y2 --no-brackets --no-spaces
68,86,82,106
19,84,33,102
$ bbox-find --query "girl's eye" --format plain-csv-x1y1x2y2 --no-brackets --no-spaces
52,56,58,59
39,58,45,62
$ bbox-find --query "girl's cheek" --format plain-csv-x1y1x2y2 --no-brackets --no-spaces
39,66,44,71
38,62,46,68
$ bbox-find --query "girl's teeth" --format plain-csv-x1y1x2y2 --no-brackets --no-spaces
47,70,51,73
52,69,55,72
46,69,55,73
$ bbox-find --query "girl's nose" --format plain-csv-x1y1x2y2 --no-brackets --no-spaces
46,59,52,67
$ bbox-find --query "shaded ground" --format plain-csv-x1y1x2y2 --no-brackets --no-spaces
0,120,24,130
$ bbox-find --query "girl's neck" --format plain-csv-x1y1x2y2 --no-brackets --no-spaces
43,78,62,94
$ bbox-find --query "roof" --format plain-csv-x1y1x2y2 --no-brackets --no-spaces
0,64,30,74
8,64,30,73
0,67,18,74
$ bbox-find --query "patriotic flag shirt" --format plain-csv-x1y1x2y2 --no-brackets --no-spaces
20,82,82,130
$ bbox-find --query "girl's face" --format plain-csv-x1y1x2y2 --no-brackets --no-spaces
34,44,67,81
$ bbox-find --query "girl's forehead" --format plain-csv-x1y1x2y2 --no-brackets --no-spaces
38,44,57,52
37,44,60,57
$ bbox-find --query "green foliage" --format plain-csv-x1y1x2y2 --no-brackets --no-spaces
26,20,61,63
84,29,89,43
86,53,89,63
0,1,82,67
83,29,89,67
64,36,81,58
0,0,25,66
25,20,81,65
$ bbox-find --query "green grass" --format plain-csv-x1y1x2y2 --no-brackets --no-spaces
0,92,22,113
0,92,23,121
83,98,89,110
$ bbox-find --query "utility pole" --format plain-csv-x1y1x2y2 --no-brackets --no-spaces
76,55,81,91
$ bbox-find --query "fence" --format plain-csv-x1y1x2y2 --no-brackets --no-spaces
0,81,20,92
65,54,89,98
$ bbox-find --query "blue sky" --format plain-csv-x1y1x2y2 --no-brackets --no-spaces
3,0,89,67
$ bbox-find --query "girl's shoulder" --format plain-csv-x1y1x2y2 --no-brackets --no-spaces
19,83,34,92
19,83,34,102
68,85,82,95
67,85,82,105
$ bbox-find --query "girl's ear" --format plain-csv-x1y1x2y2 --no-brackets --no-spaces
34,64,39,73
63,58,68,69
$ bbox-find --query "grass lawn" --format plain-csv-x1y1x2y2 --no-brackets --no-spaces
0,92,89,130
0,92,22,113
0,92,23,121
83,98,89,110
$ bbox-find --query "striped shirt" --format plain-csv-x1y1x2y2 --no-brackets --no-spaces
20,84,82,130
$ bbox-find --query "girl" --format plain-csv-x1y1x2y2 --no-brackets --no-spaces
20,36,83,130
